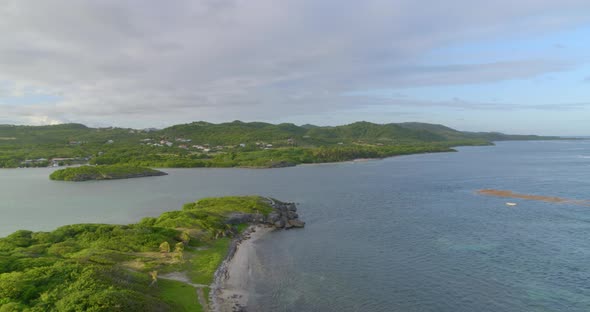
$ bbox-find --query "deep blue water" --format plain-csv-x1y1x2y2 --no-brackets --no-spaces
1,141,590,311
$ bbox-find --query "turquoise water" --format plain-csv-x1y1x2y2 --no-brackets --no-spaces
2,141,590,311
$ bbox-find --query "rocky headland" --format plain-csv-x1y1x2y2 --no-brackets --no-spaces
225,198,305,229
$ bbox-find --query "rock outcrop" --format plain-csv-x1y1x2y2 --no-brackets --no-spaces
225,198,305,230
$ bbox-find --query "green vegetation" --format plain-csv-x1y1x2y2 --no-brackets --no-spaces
187,238,231,285
0,121,561,168
157,279,202,312
0,196,273,311
49,165,167,181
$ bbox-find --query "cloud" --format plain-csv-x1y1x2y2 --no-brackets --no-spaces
364,60,572,88
528,102,590,110
347,95,590,112
1,0,590,127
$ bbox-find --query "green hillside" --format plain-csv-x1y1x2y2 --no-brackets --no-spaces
0,196,274,311
0,121,561,168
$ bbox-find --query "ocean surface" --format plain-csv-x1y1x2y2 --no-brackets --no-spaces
2,141,590,311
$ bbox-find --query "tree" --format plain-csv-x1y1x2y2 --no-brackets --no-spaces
174,242,184,261
149,271,158,287
6,230,33,247
179,231,190,246
173,242,184,253
159,241,170,253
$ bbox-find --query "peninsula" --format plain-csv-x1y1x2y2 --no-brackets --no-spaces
49,165,167,181
0,196,304,311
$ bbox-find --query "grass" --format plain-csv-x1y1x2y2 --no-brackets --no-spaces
149,196,273,237
158,279,202,312
187,196,274,216
0,196,269,311
186,238,231,285
235,223,250,233
156,236,233,311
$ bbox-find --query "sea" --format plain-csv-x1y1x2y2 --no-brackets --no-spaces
2,140,590,311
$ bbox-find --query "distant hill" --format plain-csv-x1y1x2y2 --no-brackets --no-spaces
161,120,308,145
0,123,138,145
0,120,561,147
0,120,565,168
154,120,561,145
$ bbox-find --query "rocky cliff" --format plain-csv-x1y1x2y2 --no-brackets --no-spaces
225,198,305,229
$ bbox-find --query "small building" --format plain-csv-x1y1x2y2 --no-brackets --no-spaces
50,157,76,166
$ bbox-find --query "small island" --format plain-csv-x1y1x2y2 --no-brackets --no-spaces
49,165,168,181
0,196,304,311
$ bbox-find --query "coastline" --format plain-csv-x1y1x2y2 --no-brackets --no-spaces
210,225,273,312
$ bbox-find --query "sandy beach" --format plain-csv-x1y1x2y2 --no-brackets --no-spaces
211,225,273,312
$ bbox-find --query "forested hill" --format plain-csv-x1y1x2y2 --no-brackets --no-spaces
161,120,560,145
0,121,558,146
0,121,562,168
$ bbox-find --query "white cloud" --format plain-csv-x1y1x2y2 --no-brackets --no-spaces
0,0,590,127
25,116,64,126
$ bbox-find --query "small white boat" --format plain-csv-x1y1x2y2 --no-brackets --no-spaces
506,202,517,206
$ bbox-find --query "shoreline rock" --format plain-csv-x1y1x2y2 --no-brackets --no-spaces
72,170,168,181
225,198,305,230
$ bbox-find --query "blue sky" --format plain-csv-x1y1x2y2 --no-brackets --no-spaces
386,24,590,105
0,1,589,135
333,24,590,134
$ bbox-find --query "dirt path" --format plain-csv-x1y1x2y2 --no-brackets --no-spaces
196,288,209,312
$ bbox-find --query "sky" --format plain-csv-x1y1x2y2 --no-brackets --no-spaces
0,1,589,135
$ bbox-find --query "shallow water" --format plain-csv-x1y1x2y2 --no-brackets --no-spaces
2,141,590,311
